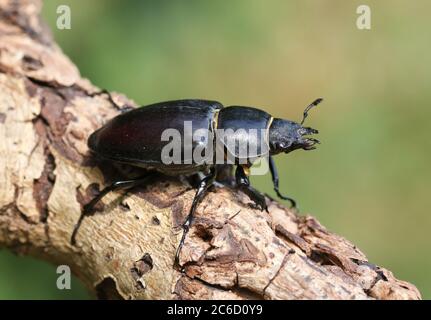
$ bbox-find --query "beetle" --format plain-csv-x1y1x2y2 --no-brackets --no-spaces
71,97,322,267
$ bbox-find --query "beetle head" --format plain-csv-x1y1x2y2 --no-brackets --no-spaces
269,119,319,153
269,98,322,154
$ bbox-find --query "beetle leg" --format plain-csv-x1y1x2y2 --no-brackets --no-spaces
89,89,134,113
174,167,217,269
71,173,156,245
235,165,268,212
269,156,297,208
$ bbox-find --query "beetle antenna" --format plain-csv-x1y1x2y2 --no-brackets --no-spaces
300,98,323,125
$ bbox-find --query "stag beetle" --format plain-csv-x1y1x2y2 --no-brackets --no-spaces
71,97,322,267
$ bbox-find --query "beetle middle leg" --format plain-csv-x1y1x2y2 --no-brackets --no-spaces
269,156,297,208
71,172,156,245
235,165,268,212
174,167,217,268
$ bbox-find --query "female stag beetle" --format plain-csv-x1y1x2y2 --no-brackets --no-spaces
71,97,322,267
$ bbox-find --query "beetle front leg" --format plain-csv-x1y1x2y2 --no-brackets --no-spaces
235,165,268,212
269,156,297,208
71,173,156,245
174,167,217,269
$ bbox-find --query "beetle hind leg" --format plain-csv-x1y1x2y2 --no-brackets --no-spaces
71,173,156,245
235,165,268,212
89,89,134,113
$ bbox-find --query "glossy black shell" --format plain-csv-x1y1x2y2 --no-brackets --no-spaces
217,106,271,161
88,99,272,174
88,99,221,173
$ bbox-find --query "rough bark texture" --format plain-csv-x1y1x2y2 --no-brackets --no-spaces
0,0,421,300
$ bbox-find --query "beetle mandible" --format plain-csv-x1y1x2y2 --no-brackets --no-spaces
71,97,323,267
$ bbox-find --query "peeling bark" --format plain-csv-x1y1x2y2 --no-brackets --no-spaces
0,0,421,300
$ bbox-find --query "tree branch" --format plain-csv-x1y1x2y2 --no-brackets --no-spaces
0,0,421,299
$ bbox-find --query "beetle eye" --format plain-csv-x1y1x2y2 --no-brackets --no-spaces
271,141,285,150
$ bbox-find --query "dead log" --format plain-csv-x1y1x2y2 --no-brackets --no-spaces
0,0,421,300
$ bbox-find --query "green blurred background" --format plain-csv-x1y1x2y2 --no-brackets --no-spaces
1,0,430,299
